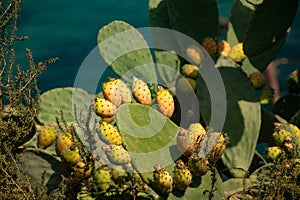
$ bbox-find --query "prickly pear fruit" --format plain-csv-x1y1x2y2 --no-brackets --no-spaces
38,125,57,149
287,69,300,95
173,159,192,191
132,78,152,105
288,123,300,145
99,122,122,145
201,37,217,56
187,155,209,177
102,144,131,165
176,123,206,157
102,78,122,106
101,116,115,123
181,64,199,79
260,86,274,105
272,122,293,146
228,43,246,63
208,132,227,163
156,86,174,117
94,165,112,192
153,164,173,194
266,146,283,161
55,132,74,155
249,72,266,90
117,79,132,104
185,45,204,65
94,97,117,118
60,145,81,165
73,161,92,178
102,78,131,106
111,165,128,183
218,40,231,57
176,77,197,94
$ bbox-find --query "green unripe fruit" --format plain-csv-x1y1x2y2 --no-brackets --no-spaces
94,165,112,192
153,164,173,194
173,160,192,191
188,155,209,177
102,144,131,165
38,125,57,149
249,72,266,90
272,123,294,146
260,86,274,105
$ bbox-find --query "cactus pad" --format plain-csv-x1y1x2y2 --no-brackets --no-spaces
197,67,261,177
36,87,94,124
97,20,156,83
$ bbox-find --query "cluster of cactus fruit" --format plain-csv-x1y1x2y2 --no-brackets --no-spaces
266,122,300,162
92,76,228,195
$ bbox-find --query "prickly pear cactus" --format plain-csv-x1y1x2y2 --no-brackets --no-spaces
197,67,261,177
36,87,94,124
97,20,156,83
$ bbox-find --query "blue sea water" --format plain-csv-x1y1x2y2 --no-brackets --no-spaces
15,0,300,94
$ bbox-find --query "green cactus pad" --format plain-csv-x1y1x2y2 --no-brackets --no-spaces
36,87,94,125
243,0,298,71
154,50,181,88
197,67,261,177
167,0,219,45
19,148,70,193
116,103,179,154
97,20,156,83
227,0,257,46
273,94,300,122
149,0,171,29
168,170,224,199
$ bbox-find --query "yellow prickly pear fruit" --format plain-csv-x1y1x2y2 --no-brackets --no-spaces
266,146,283,161
176,123,206,157
208,132,227,163
55,132,73,155
228,43,246,63
60,145,81,165
93,97,117,118
156,86,174,118
185,45,204,65
153,164,173,194
181,64,199,79
218,40,231,57
37,125,57,149
73,161,92,178
132,78,152,105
